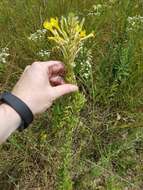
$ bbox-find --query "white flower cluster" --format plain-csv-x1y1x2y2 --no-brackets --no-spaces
0,47,9,64
127,15,143,32
75,45,92,80
37,49,51,58
88,4,103,16
81,55,92,79
28,29,47,42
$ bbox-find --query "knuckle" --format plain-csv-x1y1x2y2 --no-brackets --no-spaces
32,62,41,68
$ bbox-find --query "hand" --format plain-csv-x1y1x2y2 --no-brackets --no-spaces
12,61,78,115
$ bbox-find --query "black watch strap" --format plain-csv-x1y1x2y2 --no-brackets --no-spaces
0,92,33,130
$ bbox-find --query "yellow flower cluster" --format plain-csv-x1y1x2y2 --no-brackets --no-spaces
43,17,94,42
43,15,94,67
43,18,59,32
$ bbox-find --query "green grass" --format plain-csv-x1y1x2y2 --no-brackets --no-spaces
0,0,143,189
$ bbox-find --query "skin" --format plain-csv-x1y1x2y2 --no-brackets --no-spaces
0,61,78,143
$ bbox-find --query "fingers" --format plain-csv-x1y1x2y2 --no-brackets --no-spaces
35,60,64,70
48,63,65,77
50,76,65,86
32,61,65,77
44,60,63,68
52,84,78,100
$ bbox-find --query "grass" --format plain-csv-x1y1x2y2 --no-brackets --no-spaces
0,0,143,189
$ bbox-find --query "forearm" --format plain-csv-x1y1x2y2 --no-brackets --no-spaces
0,103,21,144
0,61,78,144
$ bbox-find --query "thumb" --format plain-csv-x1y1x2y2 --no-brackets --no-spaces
52,84,78,100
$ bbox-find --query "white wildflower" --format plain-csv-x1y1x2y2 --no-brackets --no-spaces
72,62,76,68
28,29,47,42
88,4,103,16
37,49,51,58
75,45,92,80
127,15,143,32
0,47,9,65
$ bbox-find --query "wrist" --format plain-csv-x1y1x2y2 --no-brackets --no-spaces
12,91,35,115
0,92,34,130
0,103,22,143
1,103,22,127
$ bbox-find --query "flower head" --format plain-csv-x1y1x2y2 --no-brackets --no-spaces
0,47,9,65
43,14,94,67
50,18,59,29
43,17,60,32
28,29,46,41
80,30,86,38
43,20,53,31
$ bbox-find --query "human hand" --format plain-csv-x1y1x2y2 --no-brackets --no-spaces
12,61,78,115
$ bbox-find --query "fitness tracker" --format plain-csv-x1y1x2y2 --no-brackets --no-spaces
0,92,34,130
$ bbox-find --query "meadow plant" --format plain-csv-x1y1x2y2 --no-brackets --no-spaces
75,45,93,80
0,47,9,64
37,49,51,59
87,4,103,16
0,47,9,72
28,29,47,42
43,14,94,189
127,15,143,32
1,1,143,189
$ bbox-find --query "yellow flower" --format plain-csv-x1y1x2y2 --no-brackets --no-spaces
75,24,82,33
43,17,60,33
80,30,86,38
43,20,53,31
50,18,60,29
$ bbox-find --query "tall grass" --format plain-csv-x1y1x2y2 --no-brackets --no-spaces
0,0,143,189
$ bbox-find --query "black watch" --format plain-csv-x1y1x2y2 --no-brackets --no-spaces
0,92,34,131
